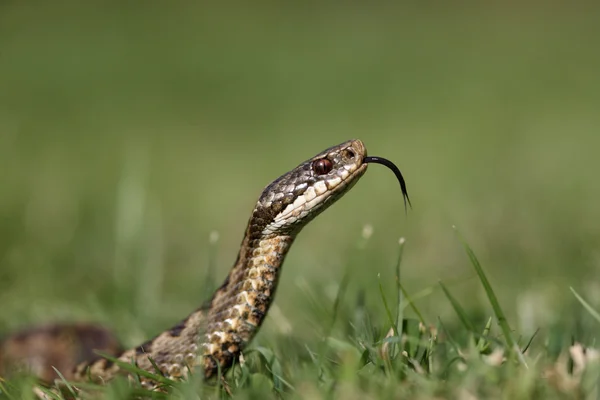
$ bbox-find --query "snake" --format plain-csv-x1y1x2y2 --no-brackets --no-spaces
0,139,410,389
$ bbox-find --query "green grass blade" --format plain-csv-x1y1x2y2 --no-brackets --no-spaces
378,274,398,338
436,317,461,356
399,283,427,326
94,352,174,386
51,367,77,398
394,238,406,335
570,287,600,323
476,317,493,353
521,328,540,354
0,380,16,400
438,281,476,333
378,273,399,371
34,386,63,400
453,226,526,366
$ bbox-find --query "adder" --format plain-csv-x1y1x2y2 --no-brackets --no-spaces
0,139,410,389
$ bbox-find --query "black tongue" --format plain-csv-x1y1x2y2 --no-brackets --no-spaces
363,156,412,212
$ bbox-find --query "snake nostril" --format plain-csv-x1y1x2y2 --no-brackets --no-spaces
344,149,356,159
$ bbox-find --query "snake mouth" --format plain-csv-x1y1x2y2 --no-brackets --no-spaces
363,156,412,212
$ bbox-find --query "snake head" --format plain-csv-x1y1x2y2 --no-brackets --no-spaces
251,139,369,237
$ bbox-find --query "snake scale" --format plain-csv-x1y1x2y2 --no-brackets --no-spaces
0,139,410,389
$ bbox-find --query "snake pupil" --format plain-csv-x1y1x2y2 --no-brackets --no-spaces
312,158,333,175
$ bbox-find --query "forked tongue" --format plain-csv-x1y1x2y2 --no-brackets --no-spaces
363,156,412,213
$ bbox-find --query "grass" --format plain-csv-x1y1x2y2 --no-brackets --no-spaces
2,1,600,399
2,236,598,399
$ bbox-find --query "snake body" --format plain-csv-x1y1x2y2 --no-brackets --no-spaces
0,139,409,388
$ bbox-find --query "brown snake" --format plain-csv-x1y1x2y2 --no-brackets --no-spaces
0,139,410,389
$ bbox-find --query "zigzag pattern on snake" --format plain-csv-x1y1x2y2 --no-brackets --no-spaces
0,139,410,388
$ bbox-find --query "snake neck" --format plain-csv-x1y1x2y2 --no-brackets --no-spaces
74,231,295,383
201,232,295,375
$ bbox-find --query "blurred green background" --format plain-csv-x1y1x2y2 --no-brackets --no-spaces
1,2,599,349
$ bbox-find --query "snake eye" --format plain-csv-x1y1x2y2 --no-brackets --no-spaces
312,158,333,175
